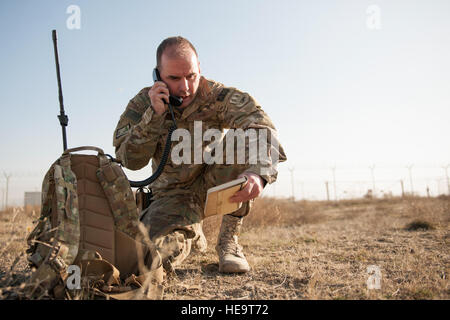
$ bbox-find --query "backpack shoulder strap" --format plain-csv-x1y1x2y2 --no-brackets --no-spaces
96,155,139,238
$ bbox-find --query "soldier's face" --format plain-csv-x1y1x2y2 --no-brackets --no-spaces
159,50,201,108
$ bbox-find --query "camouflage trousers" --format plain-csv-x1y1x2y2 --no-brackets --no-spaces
140,163,252,270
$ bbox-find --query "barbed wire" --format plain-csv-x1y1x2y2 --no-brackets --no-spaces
1,163,449,206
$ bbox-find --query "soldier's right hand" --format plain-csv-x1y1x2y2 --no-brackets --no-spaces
148,82,170,115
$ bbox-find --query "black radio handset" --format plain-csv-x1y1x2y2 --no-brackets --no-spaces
128,69,180,190
152,68,183,107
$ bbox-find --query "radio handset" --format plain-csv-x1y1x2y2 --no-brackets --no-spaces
128,69,180,191
152,68,183,107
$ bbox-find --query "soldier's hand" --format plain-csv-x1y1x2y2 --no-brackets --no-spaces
229,172,264,203
148,82,170,115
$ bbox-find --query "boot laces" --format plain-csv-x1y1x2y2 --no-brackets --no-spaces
219,238,243,256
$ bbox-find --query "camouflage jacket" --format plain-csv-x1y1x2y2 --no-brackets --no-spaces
113,76,287,195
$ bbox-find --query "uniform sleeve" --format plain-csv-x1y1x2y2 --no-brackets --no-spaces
217,87,287,185
113,88,166,170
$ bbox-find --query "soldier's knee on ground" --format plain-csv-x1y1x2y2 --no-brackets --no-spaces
153,230,192,271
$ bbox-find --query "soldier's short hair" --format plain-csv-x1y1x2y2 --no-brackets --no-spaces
156,36,198,69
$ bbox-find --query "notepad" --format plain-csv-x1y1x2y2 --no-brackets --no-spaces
204,176,248,217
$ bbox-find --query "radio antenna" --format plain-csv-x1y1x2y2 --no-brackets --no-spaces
52,30,69,151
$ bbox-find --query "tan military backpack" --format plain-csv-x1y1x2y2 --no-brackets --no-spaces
26,146,164,299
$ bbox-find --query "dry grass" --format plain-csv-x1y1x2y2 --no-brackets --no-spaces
1,197,449,300
0,206,40,299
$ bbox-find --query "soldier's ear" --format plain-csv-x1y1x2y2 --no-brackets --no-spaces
198,61,201,75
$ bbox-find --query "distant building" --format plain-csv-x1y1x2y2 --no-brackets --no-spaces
364,189,373,199
24,192,41,206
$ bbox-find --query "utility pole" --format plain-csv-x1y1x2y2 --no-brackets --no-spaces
369,164,376,197
400,180,405,198
3,172,11,210
300,182,304,201
288,167,295,201
331,166,337,201
0,187,4,211
325,181,330,202
443,165,450,196
406,165,414,196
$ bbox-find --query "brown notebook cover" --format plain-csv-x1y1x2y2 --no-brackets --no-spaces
204,176,248,217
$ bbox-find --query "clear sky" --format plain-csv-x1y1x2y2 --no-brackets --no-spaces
0,0,449,205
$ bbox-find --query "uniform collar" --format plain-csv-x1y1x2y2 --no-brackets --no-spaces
180,76,212,120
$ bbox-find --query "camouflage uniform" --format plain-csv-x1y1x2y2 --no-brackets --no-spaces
113,76,286,270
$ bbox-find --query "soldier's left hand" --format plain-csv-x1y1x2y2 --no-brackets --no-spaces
229,172,264,203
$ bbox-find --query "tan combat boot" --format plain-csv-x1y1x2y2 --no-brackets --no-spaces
192,222,208,253
215,215,251,273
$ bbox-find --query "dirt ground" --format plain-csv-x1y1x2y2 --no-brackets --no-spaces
0,197,449,300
